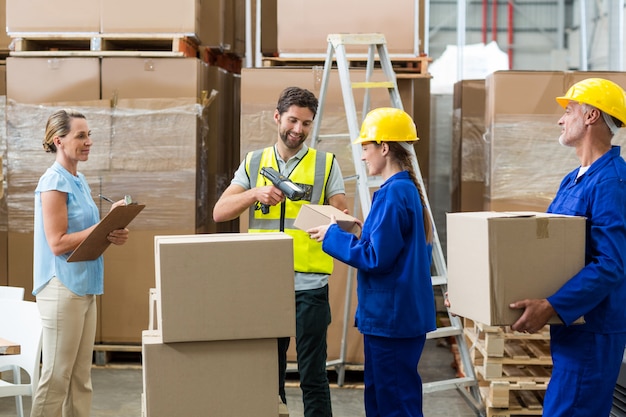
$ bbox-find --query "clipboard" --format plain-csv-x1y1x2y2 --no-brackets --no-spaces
67,204,145,263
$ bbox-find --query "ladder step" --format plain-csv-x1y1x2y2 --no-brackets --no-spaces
317,133,351,141
423,377,478,393
431,275,447,286
427,326,463,339
365,177,384,188
327,33,387,46
351,81,396,89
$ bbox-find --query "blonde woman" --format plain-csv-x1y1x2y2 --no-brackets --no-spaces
31,109,129,417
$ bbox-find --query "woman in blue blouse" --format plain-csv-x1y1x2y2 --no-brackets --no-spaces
30,109,129,417
307,107,436,417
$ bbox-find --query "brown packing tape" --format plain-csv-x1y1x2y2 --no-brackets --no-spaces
536,217,550,239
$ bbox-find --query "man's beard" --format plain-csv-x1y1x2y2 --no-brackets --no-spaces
280,130,306,149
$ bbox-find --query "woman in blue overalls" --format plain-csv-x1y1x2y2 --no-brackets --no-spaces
307,107,436,417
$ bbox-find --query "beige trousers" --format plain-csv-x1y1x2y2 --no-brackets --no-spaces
30,277,97,417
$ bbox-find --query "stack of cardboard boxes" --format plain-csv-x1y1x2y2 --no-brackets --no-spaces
0,0,244,348
0,0,432,369
143,232,295,416
452,70,626,213
5,0,244,54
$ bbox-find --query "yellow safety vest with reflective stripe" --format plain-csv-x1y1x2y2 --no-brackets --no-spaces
246,146,335,274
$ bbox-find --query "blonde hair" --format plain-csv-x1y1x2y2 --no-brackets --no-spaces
43,109,86,153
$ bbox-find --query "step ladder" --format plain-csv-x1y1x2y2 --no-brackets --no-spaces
310,33,485,416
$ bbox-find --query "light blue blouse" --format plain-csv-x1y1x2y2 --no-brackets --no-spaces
33,161,103,296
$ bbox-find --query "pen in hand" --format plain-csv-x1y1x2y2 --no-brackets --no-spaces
99,194,133,205
99,194,115,204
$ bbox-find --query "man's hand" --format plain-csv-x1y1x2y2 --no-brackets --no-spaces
256,185,285,207
510,298,555,333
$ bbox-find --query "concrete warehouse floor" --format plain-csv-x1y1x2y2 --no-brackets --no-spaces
0,339,478,417
0,340,475,417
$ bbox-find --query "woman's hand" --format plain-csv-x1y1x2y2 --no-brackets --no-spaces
307,215,337,242
107,228,129,246
111,199,127,210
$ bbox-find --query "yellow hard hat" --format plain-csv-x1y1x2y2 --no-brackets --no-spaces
353,107,419,144
556,78,626,127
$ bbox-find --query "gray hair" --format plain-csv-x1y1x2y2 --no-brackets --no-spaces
581,103,619,136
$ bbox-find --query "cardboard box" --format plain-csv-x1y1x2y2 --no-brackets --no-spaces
100,0,244,51
102,229,192,344
202,65,241,234
101,0,203,37
198,0,245,53
5,95,208,343
154,233,295,343
294,204,361,238
6,57,100,104
101,57,208,100
6,0,99,33
264,0,422,56
451,79,486,212
0,64,6,97
484,71,567,212
142,331,278,417
0,0,11,50
446,211,585,326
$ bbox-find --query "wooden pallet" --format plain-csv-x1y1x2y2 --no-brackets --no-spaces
93,344,142,367
202,47,243,74
464,318,551,356
463,319,552,379
452,318,552,415
486,407,544,417
486,380,548,408
261,54,432,76
482,383,545,416
9,33,199,58
469,342,553,380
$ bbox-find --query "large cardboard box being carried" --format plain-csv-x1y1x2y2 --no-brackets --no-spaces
142,331,278,417
154,233,295,343
446,211,585,326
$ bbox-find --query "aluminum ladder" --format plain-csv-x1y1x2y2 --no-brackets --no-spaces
310,33,485,416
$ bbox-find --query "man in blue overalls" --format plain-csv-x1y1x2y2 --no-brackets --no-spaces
510,77,626,416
